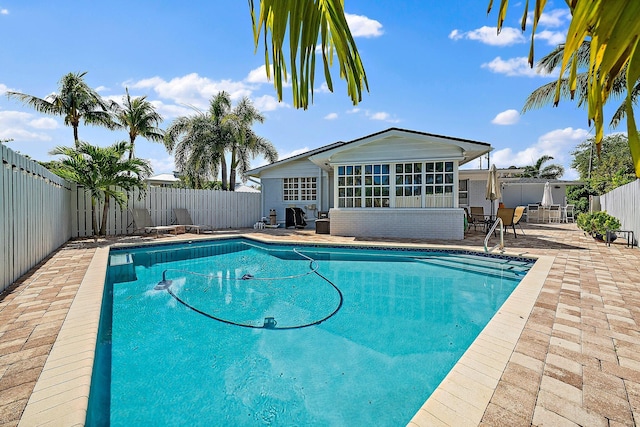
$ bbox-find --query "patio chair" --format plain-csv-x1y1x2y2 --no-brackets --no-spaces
469,206,486,231
173,208,213,234
563,204,575,223
548,204,561,223
513,206,526,236
496,207,518,238
131,208,179,237
527,204,540,223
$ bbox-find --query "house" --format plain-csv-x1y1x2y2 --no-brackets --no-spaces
247,128,494,240
146,173,180,187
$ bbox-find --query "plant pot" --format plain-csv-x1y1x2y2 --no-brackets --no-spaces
593,232,617,243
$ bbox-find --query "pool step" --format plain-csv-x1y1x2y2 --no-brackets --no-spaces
412,255,531,280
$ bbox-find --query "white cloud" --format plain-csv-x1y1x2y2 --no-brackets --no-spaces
252,94,287,112
324,112,338,120
535,30,566,46
345,13,383,38
449,26,525,46
491,109,520,125
482,56,549,77
0,83,10,95
28,117,59,130
491,127,591,174
316,82,332,94
149,100,199,119
346,108,360,114
1,8,8,15
0,111,54,142
536,8,571,28
126,73,252,109
367,111,400,123
246,65,271,84
148,156,176,175
95,85,109,92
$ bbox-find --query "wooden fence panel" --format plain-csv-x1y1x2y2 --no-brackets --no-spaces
1,145,72,293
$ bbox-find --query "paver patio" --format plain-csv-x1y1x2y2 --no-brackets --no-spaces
1,222,639,426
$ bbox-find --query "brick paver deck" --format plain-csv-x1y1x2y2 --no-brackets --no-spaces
1,222,639,426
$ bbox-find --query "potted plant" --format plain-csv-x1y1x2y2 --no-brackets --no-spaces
576,211,622,242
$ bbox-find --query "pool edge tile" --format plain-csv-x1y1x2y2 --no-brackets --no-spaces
408,255,554,427
18,247,109,427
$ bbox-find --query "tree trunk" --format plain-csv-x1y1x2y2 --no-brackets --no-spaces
229,149,236,191
74,125,80,148
91,198,99,237
99,196,110,235
221,156,228,191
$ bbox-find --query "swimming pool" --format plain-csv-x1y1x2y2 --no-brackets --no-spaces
87,238,534,426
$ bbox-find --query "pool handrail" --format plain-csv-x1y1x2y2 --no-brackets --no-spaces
484,217,504,253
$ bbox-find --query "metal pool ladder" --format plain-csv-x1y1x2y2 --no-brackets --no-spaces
484,217,504,253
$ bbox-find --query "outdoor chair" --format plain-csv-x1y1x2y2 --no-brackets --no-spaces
496,207,518,238
548,204,561,223
469,206,486,231
173,208,213,234
512,206,526,236
563,204,575,223
527,204,540,223
132,208,179,237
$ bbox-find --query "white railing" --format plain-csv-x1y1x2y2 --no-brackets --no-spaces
484,217,504,253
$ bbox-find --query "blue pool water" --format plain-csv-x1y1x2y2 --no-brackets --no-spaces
87,238,534,426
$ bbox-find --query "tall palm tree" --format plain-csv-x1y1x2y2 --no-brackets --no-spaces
50,141,151,236
208,92,233,190
6,72,116,147
225,97,277,190
113,88,165,160
488,1,640,177
521,155,564,180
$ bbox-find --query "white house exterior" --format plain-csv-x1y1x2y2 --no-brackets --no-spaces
247,128,493,240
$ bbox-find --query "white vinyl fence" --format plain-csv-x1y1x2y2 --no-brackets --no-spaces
1,145,72,293
72,186,261,237
1,146,262,293
600,179,640,246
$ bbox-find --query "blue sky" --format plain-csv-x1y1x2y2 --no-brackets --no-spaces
0,1,615,180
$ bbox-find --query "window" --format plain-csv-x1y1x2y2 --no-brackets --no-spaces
395,163,422,208
283,177,316,201
458,179,468,206
337,164,390,208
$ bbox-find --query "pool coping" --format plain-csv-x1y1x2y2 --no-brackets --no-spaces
17,234,552,426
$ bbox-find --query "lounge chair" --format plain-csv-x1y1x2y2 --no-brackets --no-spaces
173,208,213,234
132,208,179,237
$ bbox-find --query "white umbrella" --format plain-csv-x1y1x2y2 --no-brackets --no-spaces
485,164,501,216
541,181,553,207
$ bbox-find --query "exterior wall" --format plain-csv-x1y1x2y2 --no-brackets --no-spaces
465,179,496,215
501,184,568,207
329,208,465,240
329,136,463,163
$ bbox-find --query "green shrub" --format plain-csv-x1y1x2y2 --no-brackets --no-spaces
576,211,622,238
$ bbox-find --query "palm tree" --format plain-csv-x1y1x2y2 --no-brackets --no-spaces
523,41,638,131
113,88,165,160
164,108,230,190
50,141,151,236
225,97,277,190
249,0,368,109
6,72,116,147
488,1,640,177
521,155,564,180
